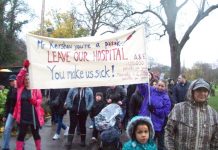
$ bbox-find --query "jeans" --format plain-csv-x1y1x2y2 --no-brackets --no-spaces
2,114,15,149
56,114,67,134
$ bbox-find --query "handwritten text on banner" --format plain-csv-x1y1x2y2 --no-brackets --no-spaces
26,26,148,89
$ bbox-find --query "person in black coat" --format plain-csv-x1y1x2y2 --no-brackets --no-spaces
173,74,190,103
105,85,127,127
51,89,69,140
89,92,106,141
128,87,144,119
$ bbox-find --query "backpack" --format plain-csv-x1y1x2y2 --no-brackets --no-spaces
94,103,122,131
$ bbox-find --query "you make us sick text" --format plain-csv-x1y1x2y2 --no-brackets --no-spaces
47,65,115,80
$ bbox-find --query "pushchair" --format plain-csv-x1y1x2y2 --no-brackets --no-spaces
94,103,123,150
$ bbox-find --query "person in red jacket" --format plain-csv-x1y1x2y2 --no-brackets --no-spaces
13,60,44,150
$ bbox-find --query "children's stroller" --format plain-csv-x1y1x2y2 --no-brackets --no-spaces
94,103,123,150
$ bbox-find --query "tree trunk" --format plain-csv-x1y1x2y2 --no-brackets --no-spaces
170,42,181,80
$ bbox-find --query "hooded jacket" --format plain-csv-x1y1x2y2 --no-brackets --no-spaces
164,79,218,150
138,83,171,132
13,69,44,127
123,116,157,150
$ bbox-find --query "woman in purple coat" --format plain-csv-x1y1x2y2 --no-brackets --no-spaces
138,80,171,150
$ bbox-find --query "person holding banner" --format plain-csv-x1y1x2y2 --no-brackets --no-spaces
65,87,94,147
138,80,171,150
13,60,44,150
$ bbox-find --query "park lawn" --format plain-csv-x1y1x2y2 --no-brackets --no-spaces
208,96,218,111
208,88,218,112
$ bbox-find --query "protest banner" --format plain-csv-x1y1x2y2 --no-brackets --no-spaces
26,25,149,89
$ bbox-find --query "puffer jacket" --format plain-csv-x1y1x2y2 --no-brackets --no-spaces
164,79,218,150
13,68,44,127
138,83,171,132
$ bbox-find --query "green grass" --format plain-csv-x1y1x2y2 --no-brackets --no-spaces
209,96,218,111
208,88,218,112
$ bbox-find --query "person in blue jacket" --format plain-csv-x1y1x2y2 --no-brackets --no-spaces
138,80,171,150
123,116,157,150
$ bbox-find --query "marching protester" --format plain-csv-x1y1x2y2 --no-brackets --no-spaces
51,88,69,140
128,86,144,119
105,85,127,128
165,78,218,150
13,60,44,150
167,78,176,109
47,89,58,125
138,80,171,150
89,92,106,141
173,74,190,103
65,87,94,148
2,75,17,150
123,116,157,150
149,72,158,87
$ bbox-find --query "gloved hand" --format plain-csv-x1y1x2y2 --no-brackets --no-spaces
23,59,30,68
148,105,155,113
29,98,37,106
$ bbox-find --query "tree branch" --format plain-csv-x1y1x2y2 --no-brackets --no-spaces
132,9,167,29
177,0,188,11
179,4,218,50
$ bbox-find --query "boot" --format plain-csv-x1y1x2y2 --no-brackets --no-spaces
16,141,24,150
80,134,86,147
65,134,74,148
34,139,41,150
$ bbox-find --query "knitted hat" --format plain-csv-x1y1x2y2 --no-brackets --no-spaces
126,116,155,140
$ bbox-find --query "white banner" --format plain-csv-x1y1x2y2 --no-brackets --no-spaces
26,25,149,89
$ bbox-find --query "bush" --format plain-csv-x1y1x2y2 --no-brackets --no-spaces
0,88,9,127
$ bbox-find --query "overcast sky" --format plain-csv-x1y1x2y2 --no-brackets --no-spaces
21,0,218,68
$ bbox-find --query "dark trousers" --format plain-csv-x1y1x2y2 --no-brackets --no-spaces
155,131,165,150
92,127,99,138
69,111,88,137
17,123,40,141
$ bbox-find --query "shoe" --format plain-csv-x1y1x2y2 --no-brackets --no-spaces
89,125,93,129
64,126,69,136
91,137,97,141
52,133,60,140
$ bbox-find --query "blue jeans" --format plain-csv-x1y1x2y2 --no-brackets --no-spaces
56,114,67,134
2,114,15,149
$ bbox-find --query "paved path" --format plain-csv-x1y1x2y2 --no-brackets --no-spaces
0,113,128,150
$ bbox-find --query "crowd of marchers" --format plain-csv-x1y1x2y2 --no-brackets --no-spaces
1,60,218,150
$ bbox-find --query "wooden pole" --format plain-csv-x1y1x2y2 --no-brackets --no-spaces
40,0,45,36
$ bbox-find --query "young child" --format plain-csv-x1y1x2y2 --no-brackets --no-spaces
89,92,106,141
122,116,157,150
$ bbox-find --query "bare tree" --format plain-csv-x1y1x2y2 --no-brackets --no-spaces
71,0,147,36
131,0,218,79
